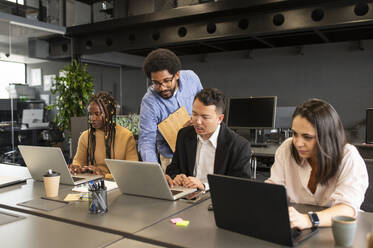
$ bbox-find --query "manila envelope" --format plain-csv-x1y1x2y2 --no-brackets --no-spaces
158,106,190,152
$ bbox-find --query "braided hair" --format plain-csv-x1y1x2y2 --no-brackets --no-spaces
87,91,117,166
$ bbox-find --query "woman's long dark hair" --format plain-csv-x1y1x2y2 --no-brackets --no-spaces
87,91,117,166
291,98,346,185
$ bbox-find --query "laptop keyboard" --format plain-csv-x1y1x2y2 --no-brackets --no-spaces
171,189,183,195
72,176,85,182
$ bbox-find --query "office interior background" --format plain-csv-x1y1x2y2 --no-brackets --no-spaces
1,1,373,247
1,1,373,172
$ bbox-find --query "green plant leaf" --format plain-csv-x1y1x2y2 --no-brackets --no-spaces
49,59,94,136
117,114,140,136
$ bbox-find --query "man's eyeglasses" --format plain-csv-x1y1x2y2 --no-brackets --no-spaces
151,75,175,88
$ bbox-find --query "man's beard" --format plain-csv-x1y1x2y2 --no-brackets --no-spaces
159,87,176,99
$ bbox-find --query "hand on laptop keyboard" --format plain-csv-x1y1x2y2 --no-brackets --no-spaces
81,165,107,176
69,164,107,176
165,174,175,188
69,164,83,175
173,174,205,191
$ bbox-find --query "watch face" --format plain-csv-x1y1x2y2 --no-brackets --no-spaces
308,212,320,226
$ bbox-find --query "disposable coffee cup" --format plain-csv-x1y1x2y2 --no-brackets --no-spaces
367,232,373,248
43,169,60,198
332,215,357,247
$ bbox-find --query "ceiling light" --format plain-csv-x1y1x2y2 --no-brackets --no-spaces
9,20,65,35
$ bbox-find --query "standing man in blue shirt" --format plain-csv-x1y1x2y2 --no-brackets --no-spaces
138,48,203,171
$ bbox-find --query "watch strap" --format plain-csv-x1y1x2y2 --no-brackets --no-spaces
307,212,320,228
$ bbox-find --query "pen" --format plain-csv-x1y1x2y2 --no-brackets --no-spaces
100,180,106,189
89,181,94,191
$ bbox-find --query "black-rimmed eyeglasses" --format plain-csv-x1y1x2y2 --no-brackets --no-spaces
151,75,175,88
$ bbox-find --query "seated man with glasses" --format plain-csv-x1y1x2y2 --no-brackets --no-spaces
139,48,203,171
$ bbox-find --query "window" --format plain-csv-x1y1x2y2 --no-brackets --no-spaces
5,0,24,4
0,61,25,98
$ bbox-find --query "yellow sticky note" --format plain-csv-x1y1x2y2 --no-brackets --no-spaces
176,220,190,227
80,193,89,201
105,173,114,180
64,193,81,201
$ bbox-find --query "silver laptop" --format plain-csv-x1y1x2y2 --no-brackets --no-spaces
0,176,26,188
105,159,197,200
18,145,102,185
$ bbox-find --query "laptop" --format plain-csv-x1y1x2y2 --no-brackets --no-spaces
207,174,318,247
0,176,26,188
18,145,102,185
105,159,197,200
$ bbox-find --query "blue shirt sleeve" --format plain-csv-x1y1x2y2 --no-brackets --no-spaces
138,95,160,163
195,74,203,92
188,70,203,93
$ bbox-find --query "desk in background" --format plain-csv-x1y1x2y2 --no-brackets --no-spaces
251,142,373,161
0,126,50,147
354,143,373,160
0,127,51,165
251,143,278,180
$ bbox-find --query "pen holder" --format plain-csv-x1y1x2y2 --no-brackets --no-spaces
88,188,108,214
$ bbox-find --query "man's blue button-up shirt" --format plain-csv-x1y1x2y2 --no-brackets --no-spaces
138,70,203,163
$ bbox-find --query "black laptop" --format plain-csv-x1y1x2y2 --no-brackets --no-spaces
207,174,318,247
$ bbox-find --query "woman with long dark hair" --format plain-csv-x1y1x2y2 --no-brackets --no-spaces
267,98,368,230
70,91,138,175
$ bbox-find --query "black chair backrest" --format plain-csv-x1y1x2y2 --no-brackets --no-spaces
361,159,373,212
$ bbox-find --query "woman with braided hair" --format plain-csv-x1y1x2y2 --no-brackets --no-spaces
70,91,138,176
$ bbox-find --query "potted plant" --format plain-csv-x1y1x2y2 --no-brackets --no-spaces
117,113,140,139
47,60,94,136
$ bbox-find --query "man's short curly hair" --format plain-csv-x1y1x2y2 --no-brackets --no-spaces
143,48,181,79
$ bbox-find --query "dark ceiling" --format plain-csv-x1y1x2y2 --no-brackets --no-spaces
123,24,373,57
74,0,104,5
47,0,373,59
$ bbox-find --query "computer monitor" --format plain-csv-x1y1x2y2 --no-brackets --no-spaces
226,96,277,130
22,109,43,126
275,106,296,129
366,108,373,144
